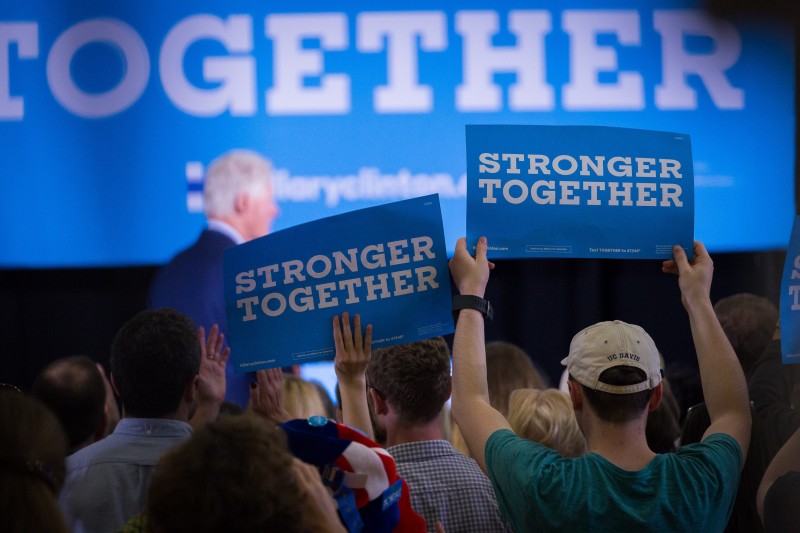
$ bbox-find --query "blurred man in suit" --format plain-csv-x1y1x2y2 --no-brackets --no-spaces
148,149,278,407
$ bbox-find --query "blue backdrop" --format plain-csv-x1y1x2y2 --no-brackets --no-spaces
0,1,794,266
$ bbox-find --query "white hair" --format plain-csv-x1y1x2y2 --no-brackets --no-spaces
203,149,272,217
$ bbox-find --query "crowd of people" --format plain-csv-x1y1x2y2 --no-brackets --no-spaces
1,150,798,532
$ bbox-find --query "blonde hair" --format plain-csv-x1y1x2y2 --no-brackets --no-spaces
450,341,548,457
282,376,328,420
508,388,587,457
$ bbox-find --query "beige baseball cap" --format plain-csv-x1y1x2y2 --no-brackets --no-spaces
560,320,662,394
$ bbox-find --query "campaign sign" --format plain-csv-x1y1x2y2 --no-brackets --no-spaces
780,216,800,365
466,125,694,259
223,194,453,372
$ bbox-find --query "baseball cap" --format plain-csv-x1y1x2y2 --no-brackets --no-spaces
560,320,662,394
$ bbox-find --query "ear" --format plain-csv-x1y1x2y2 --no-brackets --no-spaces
110,373,122,397
445,376,452,401
648,383,663,412
234,192,250,214
368,388,388,416
568,379,582,411
183,375,199,404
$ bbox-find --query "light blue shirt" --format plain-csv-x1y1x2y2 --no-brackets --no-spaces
59,418,192,533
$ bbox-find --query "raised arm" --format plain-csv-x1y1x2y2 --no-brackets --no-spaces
333,312,374,438
449,237,512,473
662,242,751,458
190,324,230,429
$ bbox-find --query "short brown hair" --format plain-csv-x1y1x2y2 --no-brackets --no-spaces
575,366,654,424
367,337,451,425
148,414,305,532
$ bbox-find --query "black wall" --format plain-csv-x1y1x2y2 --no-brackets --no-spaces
0,250,785,392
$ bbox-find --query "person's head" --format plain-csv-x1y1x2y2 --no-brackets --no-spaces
562,321,663,426
0,391,69,533
110,308,200,419
714,293,779,378
148,413,305,533
204,149,278,241
508,388,587,457
281,375,329,420
32,356,106,453
486,341,548,417
366,337,451,427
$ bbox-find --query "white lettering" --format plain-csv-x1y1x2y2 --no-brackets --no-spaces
160,15,255,117
47,19,149,118
266,13,349,114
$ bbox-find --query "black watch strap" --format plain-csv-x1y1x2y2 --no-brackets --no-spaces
452,295,494,321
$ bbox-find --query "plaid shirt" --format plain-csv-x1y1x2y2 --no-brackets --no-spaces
388,440,513,533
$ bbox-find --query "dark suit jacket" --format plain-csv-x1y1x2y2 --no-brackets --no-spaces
148,229,252,407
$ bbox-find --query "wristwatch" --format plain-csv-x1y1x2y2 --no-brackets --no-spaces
452,295,494,321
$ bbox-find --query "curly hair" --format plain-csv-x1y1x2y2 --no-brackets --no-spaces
147,414,306,533
110,308,200,418
367,337,451,425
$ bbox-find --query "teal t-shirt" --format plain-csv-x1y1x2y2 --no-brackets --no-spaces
485,430,742,532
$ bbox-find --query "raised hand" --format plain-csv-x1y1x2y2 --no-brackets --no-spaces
197,324,230,406
661,241,714,309
333,312,374,438
448,237,494,297
250,368,291,423
190,324,230,428
333,312,372,382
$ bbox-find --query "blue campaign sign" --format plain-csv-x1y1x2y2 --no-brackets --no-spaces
0,1,793,267
780,216,800,365
466,125,694,259
222,194,453,372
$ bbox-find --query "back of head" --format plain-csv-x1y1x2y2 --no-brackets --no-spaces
562,321,662,424
0,391,69,533
367,337,451,425
282,375,329,420
110,308,200,418
508,388,587,457
32,356,105,453
148,413,303,533
486,341,548,417
714,293,778,377
204,149,272,217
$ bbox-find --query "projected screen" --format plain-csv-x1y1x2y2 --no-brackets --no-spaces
0,0,794,267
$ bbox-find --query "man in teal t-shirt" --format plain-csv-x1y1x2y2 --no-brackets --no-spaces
447,238,750,532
